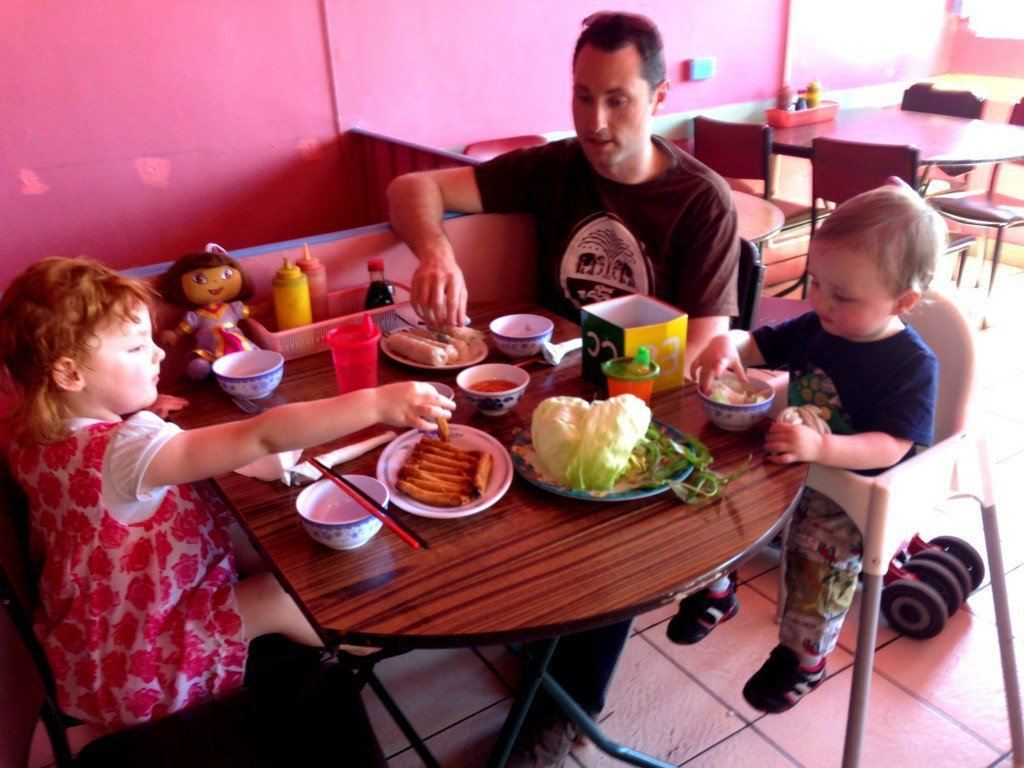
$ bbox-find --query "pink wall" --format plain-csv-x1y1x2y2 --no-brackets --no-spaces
329,0,789,148
948,18,1024,78
788,0,951,91
0,1,346,287
3,0,957,289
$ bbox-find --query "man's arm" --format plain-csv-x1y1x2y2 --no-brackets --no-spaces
387,167,483,327
685,315,730,380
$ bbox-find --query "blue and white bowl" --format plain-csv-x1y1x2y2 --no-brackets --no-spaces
295,474,387,550
698,375,775,431
456,363,530,416
489,314,554,359
212,349,284,399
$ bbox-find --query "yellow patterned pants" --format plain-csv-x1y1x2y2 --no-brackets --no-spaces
780,488,864,659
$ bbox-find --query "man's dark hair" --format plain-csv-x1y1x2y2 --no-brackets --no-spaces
573,12,666,90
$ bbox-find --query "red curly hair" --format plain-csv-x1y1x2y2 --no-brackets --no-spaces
0,257,156,444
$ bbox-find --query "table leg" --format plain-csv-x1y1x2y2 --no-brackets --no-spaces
540,672,676,768
486,637,559,768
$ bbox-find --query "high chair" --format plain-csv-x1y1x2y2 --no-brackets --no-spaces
774,290,1023,767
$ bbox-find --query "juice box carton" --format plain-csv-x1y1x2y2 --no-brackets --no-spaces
580,294,688,393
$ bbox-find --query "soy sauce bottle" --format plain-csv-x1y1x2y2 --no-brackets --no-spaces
364,258,395,309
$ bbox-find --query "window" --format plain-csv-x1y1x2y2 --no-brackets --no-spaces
961,0,1024,39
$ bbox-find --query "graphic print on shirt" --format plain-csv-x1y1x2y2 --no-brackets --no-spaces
559,213,653,309
788,366,853,435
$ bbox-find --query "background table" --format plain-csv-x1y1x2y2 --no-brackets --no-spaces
732,189,784,244
771,105,1024,164
172,301,806,650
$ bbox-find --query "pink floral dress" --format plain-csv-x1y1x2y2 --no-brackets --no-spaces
9,422,248,730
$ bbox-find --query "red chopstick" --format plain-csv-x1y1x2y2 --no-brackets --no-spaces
309,458,428,550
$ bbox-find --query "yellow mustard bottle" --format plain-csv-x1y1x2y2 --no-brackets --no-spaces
806,79,822,108
272,258,312,330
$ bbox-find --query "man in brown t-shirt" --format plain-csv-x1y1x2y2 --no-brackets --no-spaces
387,12,738,768
388,14,739,373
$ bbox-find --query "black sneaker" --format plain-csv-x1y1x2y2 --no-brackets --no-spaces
665,583,738,645
742,645,826,714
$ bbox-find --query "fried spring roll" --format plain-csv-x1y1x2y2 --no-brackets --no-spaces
421,438,474,459
398,466,473,493
396,479,469,508
473,452,493,495
437,417,450,443
403,460,470,483
413,446,476,468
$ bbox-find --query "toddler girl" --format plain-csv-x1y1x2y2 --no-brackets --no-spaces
0,257,454,730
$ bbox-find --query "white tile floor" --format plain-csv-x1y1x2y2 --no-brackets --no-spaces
367,253,1024,767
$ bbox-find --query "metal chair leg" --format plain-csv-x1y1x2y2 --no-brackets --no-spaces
981,227,1007,329
979,500,1024,765
955,247,969,288
841,573,883,768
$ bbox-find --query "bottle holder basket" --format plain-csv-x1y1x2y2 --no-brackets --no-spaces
243,282,412,360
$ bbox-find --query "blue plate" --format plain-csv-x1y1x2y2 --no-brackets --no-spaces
511,420,695,502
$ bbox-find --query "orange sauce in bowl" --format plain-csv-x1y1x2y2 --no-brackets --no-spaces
469,378,519,393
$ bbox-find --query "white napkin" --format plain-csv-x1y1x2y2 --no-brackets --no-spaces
234,431,397,485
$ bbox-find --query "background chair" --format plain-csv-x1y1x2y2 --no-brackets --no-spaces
691,116,810,225
757,137,975,323
731,238,765,331
775,291,1023,767
930,99,1024,328
462,134,547,162
901,82,985,190
691,116,814,295
901,82,984,120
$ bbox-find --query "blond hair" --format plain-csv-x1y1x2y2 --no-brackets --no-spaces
813,184,946,295
0,257,155,444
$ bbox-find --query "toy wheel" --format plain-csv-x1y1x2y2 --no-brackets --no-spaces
903,559,964,615
881,580,949,639
929,535,985,591
912,549,973,600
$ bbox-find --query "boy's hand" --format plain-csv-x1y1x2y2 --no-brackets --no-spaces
149,394,189,419
764,421,824,464
693,334,748,394
374,381,455,431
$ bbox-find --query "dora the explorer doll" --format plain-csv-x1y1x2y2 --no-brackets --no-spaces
160,246,258,380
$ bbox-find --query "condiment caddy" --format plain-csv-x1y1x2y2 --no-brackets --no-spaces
244,282,412,360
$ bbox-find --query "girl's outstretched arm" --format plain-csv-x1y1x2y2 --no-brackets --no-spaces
141,382,453,491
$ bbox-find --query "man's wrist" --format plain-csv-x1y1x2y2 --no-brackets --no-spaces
416,236,455,267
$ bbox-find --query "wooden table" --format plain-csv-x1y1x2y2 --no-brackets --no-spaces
732,189,785,243
171,301,806,767
771,105,1024,164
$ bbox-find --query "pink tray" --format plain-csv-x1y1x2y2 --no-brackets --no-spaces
765,101,839,128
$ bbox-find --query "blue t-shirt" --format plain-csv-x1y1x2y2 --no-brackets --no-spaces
752,312,938,459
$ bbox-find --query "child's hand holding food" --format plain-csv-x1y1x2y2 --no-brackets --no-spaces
764,420,825,464
373,381,455,431
693,334,748,395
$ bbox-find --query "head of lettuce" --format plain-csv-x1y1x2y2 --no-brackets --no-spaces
530,394,651,492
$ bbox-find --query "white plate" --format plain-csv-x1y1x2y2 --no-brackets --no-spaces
375,425,513,519
380,331,488,371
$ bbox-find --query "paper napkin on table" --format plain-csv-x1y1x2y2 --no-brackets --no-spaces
233,431,397,485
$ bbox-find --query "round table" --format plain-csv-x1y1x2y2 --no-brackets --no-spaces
171,300,806,768
771,105,1024,164
732,189,785,243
